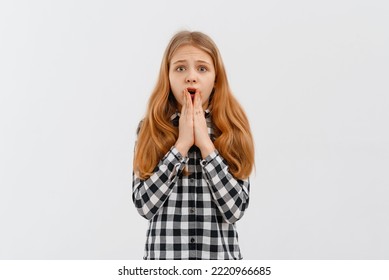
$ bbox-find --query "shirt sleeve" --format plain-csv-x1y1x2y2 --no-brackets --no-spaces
132,146,188,220
200,149,250,224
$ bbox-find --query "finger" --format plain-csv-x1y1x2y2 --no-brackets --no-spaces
181,89,187,114
186,90,193,117
197,91,203,110
194,91,203,117
193,89,200,110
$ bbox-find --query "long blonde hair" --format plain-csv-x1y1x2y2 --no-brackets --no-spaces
134,31,254,180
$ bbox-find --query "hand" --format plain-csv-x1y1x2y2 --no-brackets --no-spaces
193,90,215,158
175,89,194,156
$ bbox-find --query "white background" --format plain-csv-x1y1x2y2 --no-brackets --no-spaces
0,0,388,259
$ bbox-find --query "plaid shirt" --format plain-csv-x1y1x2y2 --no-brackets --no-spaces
132,110,250,260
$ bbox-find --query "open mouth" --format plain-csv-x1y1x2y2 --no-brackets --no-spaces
187,88,196,101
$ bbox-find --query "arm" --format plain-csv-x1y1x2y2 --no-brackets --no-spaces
133,91,193,220
132,146,187,220
201,149,250,224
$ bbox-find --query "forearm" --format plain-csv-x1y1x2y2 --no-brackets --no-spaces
132,146,187,220
201,150,250,224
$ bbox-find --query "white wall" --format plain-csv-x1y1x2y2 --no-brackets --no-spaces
0,0,388,259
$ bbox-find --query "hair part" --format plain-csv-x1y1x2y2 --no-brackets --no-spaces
134,30,254,180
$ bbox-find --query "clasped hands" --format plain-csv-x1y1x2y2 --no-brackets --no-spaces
174,89,215,158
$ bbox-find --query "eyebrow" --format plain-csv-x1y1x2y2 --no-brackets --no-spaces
171,59,212,65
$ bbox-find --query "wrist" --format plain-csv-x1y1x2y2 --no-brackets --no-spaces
199,141,215,159
175,141,190,157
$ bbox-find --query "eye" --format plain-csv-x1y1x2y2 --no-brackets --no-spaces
198,66,207,72
176,66,186,72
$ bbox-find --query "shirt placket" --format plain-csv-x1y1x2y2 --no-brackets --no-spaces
188,149,197,259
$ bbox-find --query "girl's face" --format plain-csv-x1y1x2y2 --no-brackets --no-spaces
169,45,216,109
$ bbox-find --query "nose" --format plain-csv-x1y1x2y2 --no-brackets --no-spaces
185,69,197,83
186,78,196,83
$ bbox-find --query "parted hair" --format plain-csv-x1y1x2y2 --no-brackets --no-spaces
133,31,254,180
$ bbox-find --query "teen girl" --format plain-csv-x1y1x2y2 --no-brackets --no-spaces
132,31,254,260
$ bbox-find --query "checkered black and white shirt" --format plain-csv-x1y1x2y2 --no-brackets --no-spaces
132,110,250,260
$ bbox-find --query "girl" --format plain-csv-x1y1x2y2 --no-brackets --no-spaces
132,31,254,260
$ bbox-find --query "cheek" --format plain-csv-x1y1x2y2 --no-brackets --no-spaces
169,75,180,91
169,85,182,105
169,82,180,102
204,78,215,96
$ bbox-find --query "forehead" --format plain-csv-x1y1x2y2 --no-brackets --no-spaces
170,45,213,63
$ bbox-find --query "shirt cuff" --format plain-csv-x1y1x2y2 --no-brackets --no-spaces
170,146,188,163
200,149,219,167
160,146,188,182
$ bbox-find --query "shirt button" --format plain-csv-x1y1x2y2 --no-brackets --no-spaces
190,208,195,214
190,178,195,183
190,238,195,243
